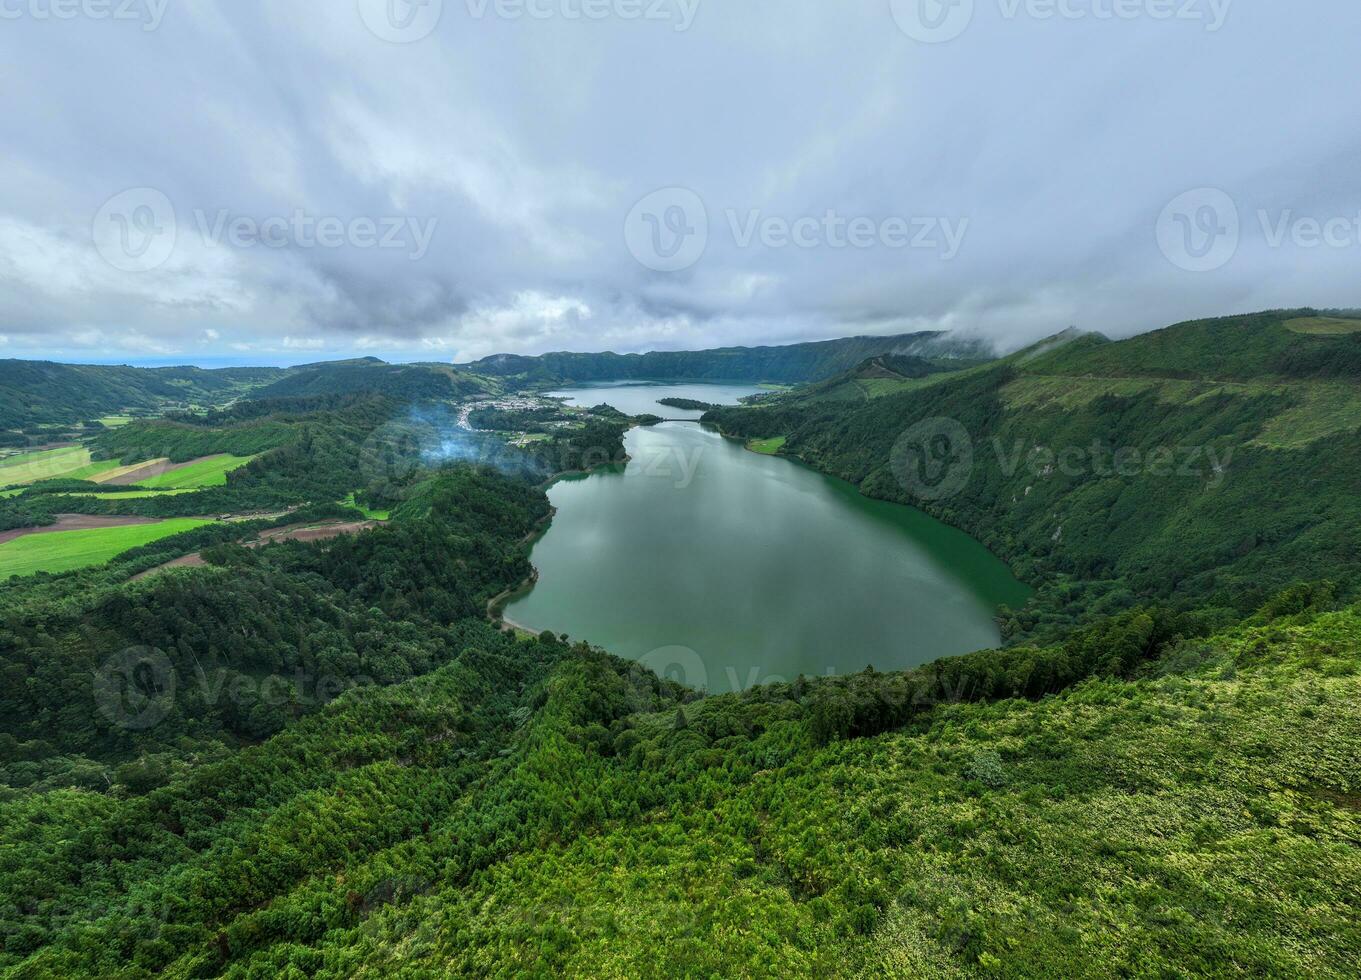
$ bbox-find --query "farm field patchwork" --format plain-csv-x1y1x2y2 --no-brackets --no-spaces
131,454,258,489
0,517,214,578
0,446,106,485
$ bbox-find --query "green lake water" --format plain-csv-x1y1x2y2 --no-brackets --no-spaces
507,384,1030,693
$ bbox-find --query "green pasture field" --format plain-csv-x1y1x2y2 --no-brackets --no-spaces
0,518,214,578
747,436,787,455
136,455,258,489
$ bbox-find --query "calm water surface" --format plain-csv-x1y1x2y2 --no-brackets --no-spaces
507,384,1029,692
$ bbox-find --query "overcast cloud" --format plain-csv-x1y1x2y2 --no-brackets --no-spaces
1,0,1358,365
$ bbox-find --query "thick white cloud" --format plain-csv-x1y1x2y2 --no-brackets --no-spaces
0,0,1358,364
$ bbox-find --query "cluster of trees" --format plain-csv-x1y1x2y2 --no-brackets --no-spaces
523,419,628,475
657,397,718,412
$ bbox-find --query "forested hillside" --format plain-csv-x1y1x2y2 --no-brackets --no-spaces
246,361,493,402
708,311,1361,639
461,331,990,385
0,361,283,429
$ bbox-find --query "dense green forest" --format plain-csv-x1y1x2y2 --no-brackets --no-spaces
1,311,1359,976
3,583,1357,976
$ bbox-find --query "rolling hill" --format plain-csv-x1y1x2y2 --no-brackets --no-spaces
460,331,993,385
245,360,494,402
0,360,285,430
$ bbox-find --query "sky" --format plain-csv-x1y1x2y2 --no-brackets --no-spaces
0,0,1358,367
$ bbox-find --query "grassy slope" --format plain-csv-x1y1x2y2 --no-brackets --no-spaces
0,518,213,578
0,447,151,486
1028,310,1361,382
748,436,787,454
135,455,258,489
0,447,92,485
